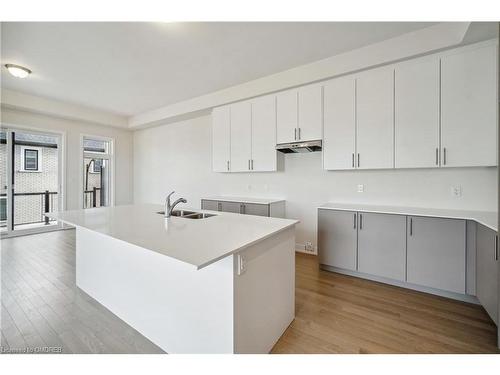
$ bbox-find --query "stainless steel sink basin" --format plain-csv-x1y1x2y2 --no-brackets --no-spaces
156,210,216,219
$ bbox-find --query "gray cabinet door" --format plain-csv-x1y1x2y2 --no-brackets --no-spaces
318,209,357,271
476,224,498,324
242,203,269,217
220,201,241,213
357,213,406,281
201,199,219,211
407,216,466,294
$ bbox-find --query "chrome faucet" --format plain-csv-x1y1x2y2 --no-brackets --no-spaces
165,191,187,218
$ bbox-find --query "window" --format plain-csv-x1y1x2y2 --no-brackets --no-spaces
90,159,103,174
20,146,42,172
82,136,113,209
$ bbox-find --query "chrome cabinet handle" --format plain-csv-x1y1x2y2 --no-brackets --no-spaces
294,128,297,140
353,213,357,229
410,218,413,236
357,153,360,168
352,153,355,168
435,148,439,165
443,147,447,165
227,160,230,171
251,159,254,170
298,127,301,140
248,159,250,170
359,213,363,230
495,235,499,261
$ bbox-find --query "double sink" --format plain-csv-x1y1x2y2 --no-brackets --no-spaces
157,210,216,219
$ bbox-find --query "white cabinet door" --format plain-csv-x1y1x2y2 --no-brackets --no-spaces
323,76,356,170
251,95,277,171
297,84,322,142
318,209,358,271
357,212,406,281
407,216,466,294
476,224,498,325
395,57,440,168
356,67,394,169
212,106,231,172
441,44,497,167
230,101,252,172
276,89,298,144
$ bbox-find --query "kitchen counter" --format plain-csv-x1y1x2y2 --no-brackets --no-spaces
48,204,297,353
49,203,298,269
201,196,285,205
318,202,497,231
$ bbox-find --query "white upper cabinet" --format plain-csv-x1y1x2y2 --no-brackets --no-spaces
230,101,252,172
356,66,394,169
297,84,323,142
441,43,497,168
395,57,440,168
251,95,277,172
323,75,356,170
276,89,298,144
212,106,231,172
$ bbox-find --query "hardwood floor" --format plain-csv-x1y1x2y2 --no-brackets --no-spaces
273,253,500,354
1,230,498,354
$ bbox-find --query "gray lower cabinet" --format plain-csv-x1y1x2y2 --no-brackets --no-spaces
201,199,277,217
357,212,407,281
318,209,357,271
201,199,219,211
476,224,498,325
241,203,269,217
407,216,466,294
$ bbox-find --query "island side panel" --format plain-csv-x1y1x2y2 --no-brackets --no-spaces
233,226,296,353
75,227,234,353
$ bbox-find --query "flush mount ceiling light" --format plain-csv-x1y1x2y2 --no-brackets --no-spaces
4,64,32,78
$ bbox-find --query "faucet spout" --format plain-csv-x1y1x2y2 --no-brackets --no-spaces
165,192,187,217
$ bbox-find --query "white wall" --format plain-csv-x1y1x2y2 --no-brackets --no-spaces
1,108,134,210
133,115,498,251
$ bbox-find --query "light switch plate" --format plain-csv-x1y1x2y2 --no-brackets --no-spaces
451,185,462,198
357,184,364,193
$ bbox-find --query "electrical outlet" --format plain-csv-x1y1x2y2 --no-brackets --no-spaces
451,185,462,198
305,242,313,252
357,184,364,193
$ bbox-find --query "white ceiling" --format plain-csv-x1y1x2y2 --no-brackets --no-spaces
0,22,441,116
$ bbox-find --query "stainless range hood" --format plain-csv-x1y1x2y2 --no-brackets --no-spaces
276,140,322,153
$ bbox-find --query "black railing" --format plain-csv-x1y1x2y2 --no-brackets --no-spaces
84,187,102,208
0,190,58,227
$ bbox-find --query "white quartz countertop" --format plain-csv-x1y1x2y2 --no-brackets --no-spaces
201,196,285,204
48,204,298,269
318,202,497,232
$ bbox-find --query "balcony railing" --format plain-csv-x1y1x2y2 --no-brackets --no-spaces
0,190,58,228
84,187,102,208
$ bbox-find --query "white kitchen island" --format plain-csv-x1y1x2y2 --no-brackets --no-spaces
49,204,298,353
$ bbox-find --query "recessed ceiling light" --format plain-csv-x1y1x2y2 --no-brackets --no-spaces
4,64,32,78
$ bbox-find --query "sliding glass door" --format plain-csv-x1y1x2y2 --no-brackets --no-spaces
0,127,63,236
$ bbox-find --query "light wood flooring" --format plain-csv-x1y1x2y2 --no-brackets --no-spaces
1,230,498,354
